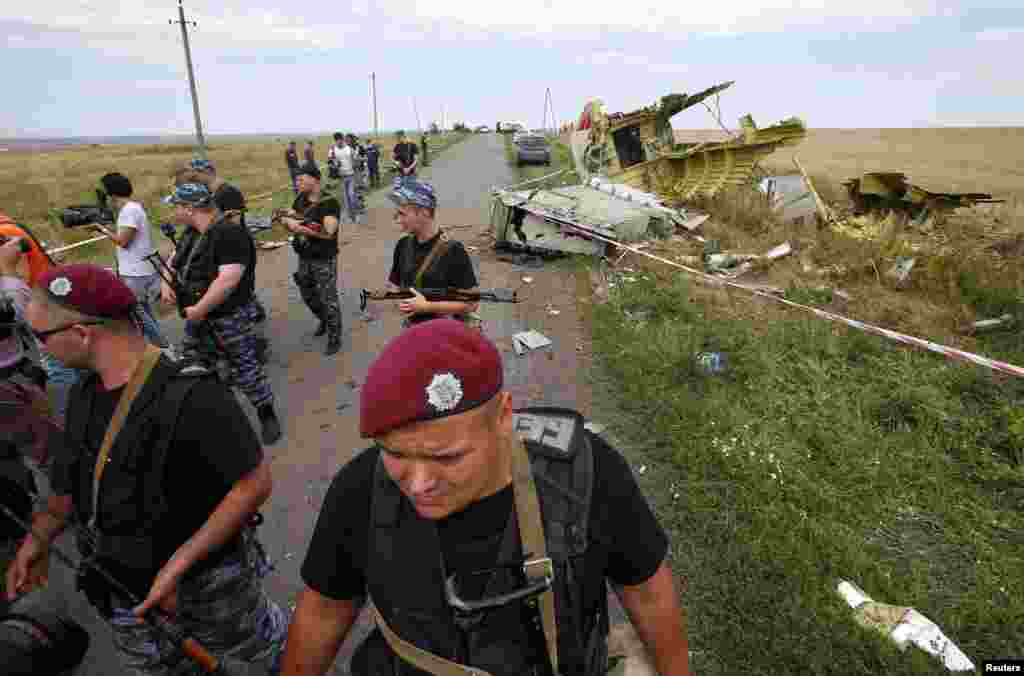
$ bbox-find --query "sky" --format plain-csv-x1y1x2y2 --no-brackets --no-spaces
2,1,1022,137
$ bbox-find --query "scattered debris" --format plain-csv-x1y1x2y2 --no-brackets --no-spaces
583,421,606,435
512,330,553,354
496,251,547,268
759,174,817,223
842,172,1003,223
794,156,835,223
886,257,917,286
638,465,647,475
837,580,974,672
958,313,1015,335
522,276,534,284
695,351,728,375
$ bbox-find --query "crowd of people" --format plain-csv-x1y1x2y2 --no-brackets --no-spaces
0,128,691,676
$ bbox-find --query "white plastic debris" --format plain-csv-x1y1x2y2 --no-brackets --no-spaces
522,276,534,284
638,465,647,475
513,330,553,353
837,580,974,672
583,421,606,435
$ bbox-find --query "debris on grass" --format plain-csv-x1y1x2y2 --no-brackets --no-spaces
513,330,553,354
836,580,975,672
958,313,1015,335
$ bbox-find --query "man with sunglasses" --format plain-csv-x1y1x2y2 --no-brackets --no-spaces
8,263,287,675
160,183,282,445
281,319,691,676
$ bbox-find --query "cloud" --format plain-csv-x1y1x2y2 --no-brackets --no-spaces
397,0,945,35
974,27,1024,41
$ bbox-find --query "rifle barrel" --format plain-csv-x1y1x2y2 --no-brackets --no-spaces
0,499,224,674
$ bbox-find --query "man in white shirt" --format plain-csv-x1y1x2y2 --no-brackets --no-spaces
328,134,357,222
98,172,167,347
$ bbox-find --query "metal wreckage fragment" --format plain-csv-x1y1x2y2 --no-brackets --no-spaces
491,80,808,257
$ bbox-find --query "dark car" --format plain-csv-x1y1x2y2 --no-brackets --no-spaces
516,134,551,166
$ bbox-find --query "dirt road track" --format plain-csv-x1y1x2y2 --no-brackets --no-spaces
40,132,605,674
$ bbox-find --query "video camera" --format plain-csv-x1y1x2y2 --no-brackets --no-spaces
59,188,115,228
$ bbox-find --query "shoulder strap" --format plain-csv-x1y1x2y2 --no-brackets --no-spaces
414,231,450,288
89,345,163,529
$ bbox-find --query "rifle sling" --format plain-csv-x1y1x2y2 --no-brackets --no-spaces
413,231,450,289
372,434,558,676
90,344,164,530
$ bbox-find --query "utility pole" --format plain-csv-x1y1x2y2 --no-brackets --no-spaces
170,0,207,158
542,88,556,135
412,99,422,133
371,72,379,138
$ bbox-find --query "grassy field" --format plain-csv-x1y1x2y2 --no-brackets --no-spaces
0,131,471,265
515,129,1023,672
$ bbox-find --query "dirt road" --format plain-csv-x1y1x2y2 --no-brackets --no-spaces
41,132,603,674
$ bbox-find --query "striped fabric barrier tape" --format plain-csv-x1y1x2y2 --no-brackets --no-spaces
569,224,1024,380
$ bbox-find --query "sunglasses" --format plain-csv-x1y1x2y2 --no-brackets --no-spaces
32,320,106,343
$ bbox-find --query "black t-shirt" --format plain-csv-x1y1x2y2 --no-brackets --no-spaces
365,145,380,167
388,232,478,324
291,194,342,260
393,142,418,170
300,431,669,604
50,376,263,593
172,221,256,318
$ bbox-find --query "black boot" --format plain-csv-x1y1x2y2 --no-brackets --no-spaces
257,404,282,445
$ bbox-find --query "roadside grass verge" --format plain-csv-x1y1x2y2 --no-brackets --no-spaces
503,134,578,186
576,261,1023,675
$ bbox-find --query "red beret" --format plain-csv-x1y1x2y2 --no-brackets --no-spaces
36,264,138,319
360,319,503,438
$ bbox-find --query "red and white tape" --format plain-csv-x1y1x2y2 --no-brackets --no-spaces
573,225,1024,379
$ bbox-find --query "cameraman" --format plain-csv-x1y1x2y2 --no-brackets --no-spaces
97,173,167,349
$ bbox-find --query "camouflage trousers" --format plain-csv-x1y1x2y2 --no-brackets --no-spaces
181,299,274,409
105,530,288,676
293,257,342,342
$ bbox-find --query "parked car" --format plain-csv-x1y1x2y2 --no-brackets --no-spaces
477,125,491,133
516,134,551,166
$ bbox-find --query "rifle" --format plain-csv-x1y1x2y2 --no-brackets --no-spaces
0,493,232,674
270,208,322,233
360,287,520,312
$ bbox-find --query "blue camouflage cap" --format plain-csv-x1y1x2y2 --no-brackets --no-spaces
389,179,437,210
189,158,216,173
163,182,215,207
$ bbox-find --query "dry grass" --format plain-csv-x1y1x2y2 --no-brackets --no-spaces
0,131,461,252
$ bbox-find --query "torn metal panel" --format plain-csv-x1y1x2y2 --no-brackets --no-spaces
491,179,697,256
842,172,1004,219
571,83,806,201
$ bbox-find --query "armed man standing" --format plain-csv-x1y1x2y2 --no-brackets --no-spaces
393,131,418,184
279,164,343,356
160,183,283,444
387,180,480,329
280,319,691,676
7,264,287,675
186,158,272,363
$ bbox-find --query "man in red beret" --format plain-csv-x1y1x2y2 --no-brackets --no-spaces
8,263,287,675
281,319,691,676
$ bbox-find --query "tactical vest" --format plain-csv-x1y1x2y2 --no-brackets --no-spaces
64,357,206,572
359,407,609,676
173,221,257,304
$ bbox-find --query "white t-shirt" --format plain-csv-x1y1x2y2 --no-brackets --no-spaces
115,201,157,277
336,145,355,175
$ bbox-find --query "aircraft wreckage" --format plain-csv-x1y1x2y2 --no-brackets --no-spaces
491,80,807,256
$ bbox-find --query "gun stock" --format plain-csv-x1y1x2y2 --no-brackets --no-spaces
360,287,519,311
